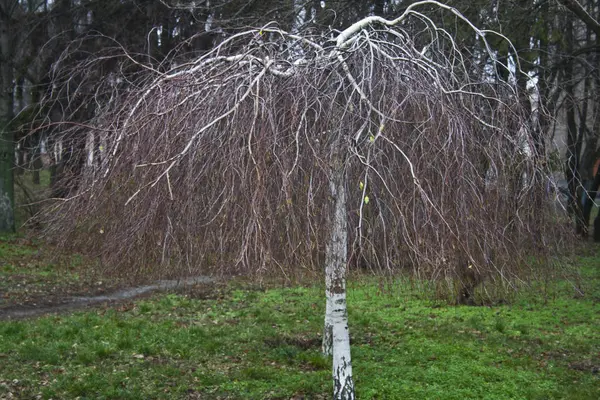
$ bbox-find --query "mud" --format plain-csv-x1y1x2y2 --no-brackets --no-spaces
0,276,215,320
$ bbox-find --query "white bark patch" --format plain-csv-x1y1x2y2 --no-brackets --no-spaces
322,294,334,356
331,292,355,400
324,159,354,399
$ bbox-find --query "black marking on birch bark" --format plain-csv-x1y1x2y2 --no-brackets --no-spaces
322,323,333,355
333,369,355,400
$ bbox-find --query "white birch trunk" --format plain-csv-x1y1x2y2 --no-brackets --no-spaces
323,156,355,400
322,291,334,355
86,131,95,167
331,291,354,400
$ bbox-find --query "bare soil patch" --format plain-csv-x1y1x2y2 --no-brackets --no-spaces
0,236,214,319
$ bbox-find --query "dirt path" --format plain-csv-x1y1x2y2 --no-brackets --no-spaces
0,276,215,320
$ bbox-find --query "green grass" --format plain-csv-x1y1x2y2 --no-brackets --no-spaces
1,251,599,399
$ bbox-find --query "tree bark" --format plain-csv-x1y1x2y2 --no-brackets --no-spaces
566,88,585,234
558,0,600,37
563,15,585,235
323,152,354,400
0,4,15,232
322,289,334,356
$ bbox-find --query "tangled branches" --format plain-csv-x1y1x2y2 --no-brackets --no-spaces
42,2,568,300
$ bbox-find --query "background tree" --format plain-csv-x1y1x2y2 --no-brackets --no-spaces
0,0,20,232
4,1,600,241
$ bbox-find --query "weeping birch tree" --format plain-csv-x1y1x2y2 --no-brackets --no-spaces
41,2,565,399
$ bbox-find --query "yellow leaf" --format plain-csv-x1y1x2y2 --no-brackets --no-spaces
364,196,370,204
359,181,364,190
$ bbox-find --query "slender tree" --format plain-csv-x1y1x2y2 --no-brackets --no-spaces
0,0,19,232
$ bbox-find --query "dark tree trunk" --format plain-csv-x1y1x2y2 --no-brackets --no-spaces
0,4,15,232
564,16,585,235
566,93,585,235
32,168,40,185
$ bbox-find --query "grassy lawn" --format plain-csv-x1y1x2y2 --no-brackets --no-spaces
0,243,599,399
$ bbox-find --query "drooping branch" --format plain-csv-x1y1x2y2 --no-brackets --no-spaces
40,2,567,297
558,0,600,37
